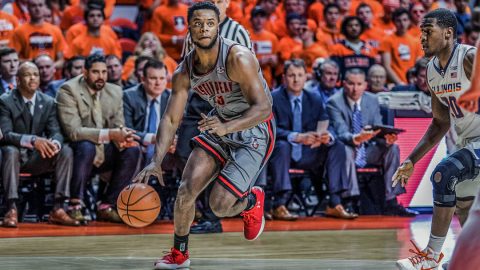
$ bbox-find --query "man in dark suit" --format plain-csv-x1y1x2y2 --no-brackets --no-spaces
56,54,142,223
0,47,19,95
327,68,415,216
123,59,173,167
0,62,79,227
270,59,356,220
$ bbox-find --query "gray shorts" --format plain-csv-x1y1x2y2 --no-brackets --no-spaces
191,114,275,198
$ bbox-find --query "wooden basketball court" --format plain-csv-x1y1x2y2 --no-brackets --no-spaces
0,215,460,269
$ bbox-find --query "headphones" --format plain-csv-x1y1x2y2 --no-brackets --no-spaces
314,59,342,82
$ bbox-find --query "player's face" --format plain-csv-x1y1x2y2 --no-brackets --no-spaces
421,18,452,58
189,9,219,50
87,10,104,29
142,67,167,98
284,65,307,94
35,56,56,84
106,57,122,82
85,62,107,91
343,73,367,101
18,64,40,94
0,53,19,78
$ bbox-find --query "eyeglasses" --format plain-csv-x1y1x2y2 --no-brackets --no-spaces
412,9,425,14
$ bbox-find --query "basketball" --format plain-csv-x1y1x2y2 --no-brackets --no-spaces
117,183,161,228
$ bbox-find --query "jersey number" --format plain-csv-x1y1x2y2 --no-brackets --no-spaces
441,96,464,118
216,95,225,106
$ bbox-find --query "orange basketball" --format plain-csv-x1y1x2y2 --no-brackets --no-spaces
117,183,161,228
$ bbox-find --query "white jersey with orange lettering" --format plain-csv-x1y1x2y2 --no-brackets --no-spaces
426,43,479,148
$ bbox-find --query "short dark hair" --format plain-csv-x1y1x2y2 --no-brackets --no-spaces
0,47,17,61
135,56,154,72
143,59,167,78
283,58,306,74
341,16,365,37
85,53,106,70
84,0,105,20
344,68,366,80
355,3,372,15
392,8,410,21
423,8,458,37
323,3,340,17
64,56,85,77
105,54,121,62
187,2,220,24
413,57,429,76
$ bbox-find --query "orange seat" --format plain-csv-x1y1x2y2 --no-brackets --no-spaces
119,38,137,53
110,18,138,31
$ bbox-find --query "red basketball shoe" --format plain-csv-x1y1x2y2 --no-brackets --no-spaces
241,186,265,241
154,248,190,269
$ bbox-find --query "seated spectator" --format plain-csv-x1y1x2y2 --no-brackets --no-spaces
455,0,471,38
60,0,115,32
56,54,142,223
33,54,56,94
374,0,398,35
315,3,343,51
330,16,376,78
106,54,127,89
123,59,172,166
10,0,66,69
151,0,188,61
45,56,86,97
121,32,177,87
278,13,303,64
327,68,415,216
0,62,79,228
357,3,383,53
408,2,425,39
2,0,30,25
0,10,19,48
269,59,356,220
367,64,389,93
0,47,19,95
391,57,429,94
380,8,422,85
272,0,316,39
463,23,479,46
305,59,341,104
65,2,121,60
297,20,328,75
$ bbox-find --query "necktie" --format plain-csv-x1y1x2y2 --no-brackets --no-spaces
92,93,105,167
26,101,33,115
146,99,158,163
292,97,302,161
352,103,366,167
8,83,14,92
24,101,33,132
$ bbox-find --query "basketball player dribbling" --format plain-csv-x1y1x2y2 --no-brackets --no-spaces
392,9,480,270
132,2,275,269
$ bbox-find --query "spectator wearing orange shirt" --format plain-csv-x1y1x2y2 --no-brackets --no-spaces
380,8,422,84
65,3,121,60
2,0,30,25
337,0,352,19
242,0,278,33
249,6,279,88
10,0,66,68
308,0,328,25
374,0,399,36
316,3,344,51
297,20,328,74
330,16,376,77
278,13,303,63
408,3,425,39
356,2,383,62
272,0,316,39
151,0,188,61
65,22,117,44
0,11,19,48
60,0,115,32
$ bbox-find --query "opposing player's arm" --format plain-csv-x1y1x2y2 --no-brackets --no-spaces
463,48,476,79
406,85,451,164
224,46,272,133
153,67,190,163
459,46,480,111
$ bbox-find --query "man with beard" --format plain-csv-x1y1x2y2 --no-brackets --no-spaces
132,3,274,269
178,0,253,235
56,54,142,224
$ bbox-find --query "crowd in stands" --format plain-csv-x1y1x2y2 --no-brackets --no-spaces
0,0,477,228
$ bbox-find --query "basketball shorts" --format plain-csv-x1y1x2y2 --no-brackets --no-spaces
455,141,480,200
191,114,275,198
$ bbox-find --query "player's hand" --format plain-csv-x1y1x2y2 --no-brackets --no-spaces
458,87,480,112
198,113,229,136
132,161,164,186
384,133,398,146
392,159,414,188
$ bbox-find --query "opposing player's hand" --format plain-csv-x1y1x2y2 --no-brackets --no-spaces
198,113,229,136
392,159,414,188
132,161,164,186
458,88,480,112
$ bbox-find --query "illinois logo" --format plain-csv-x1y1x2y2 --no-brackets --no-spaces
252,138,259,149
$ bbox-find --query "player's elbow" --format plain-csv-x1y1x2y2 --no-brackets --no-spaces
258,103,272,122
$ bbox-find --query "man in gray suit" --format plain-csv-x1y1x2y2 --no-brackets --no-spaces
0,62,79,227
327,68,414,216
123,59,173,166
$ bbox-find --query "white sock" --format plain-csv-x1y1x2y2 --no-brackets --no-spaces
426,233,446,255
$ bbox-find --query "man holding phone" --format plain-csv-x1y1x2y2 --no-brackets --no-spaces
269,59,356,220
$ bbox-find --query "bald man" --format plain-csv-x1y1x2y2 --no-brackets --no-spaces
0,62,78,228
367,64,389,93
33,54,56,96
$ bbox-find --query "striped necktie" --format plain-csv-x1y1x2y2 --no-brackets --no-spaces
353,103,366,167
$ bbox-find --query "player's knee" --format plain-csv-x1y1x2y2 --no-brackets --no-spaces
209,191,236,217
175,181,197,206
431,149,478,207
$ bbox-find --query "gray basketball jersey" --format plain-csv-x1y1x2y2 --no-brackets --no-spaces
182,37,272,120
426,43,480,147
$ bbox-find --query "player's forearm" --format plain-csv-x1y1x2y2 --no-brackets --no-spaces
407,119,450,164
226,104,271,134
153,116,179,163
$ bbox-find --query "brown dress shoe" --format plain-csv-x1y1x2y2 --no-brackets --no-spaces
264,211,273,221
325,204,358,219
97,207,123,223
3,208,18,228
272,205,298,221
49,208,80,226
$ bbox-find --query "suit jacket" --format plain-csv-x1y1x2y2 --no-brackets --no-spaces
123,84,170,141
326,90,382,147
0,89,63,147
56,75,124,143
0,81,6,96
272,86,331,141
